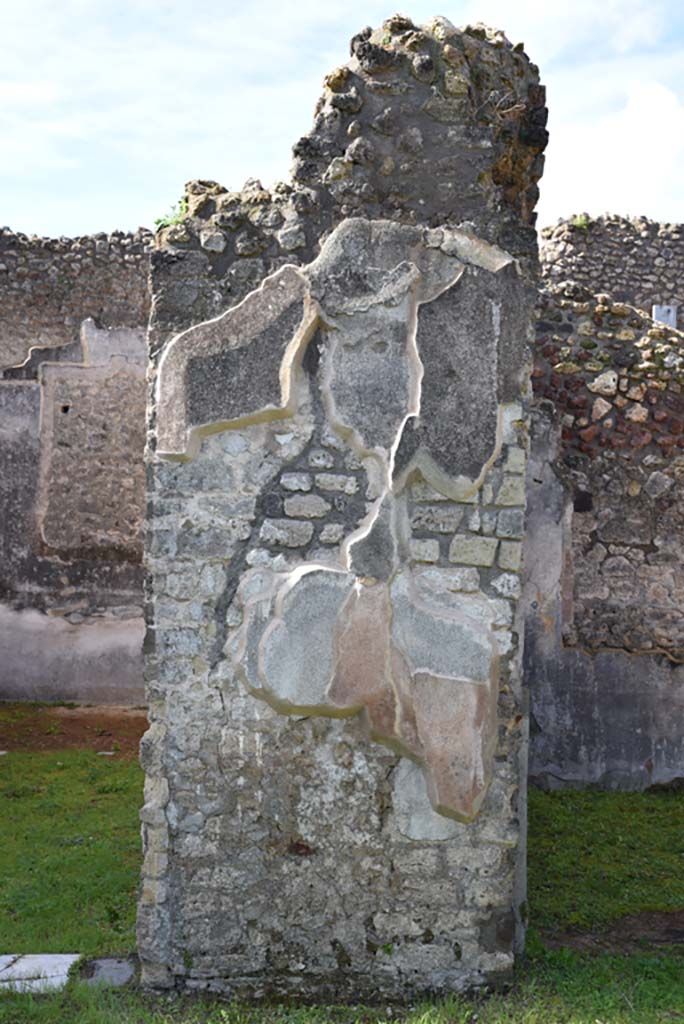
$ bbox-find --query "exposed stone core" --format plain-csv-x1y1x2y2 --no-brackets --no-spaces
149,16,546,355
141,14,546,1000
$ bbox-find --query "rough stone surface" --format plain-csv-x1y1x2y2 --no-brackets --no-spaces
541,215,684,332
0,228,151,371
85,958,136,988
141,15,546,1000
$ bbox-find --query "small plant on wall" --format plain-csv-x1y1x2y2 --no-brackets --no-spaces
570,212,593,231
154,198,188,229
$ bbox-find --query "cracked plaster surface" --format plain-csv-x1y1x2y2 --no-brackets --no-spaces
155,217,524,822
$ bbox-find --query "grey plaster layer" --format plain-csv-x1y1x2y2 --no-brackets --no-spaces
527,635,684,790
186,291,305,433
258,569,354,711
394,262,524,489
348,496,397,580
0,604,145,704
390,570,494,683
156,267,314,458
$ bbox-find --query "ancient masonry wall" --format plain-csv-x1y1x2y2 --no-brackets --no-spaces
0,228,152,703
140,16,547,998
526,281,684,788
541,215,684,331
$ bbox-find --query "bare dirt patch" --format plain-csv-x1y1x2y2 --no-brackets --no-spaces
543,909,684,955
0,702,147,758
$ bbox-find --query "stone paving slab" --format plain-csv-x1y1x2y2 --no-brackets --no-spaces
85,957,135,987
0,954,80,992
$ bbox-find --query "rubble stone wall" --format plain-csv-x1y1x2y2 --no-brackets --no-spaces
140,16,547,999
0,228,151,369
0,231,152,704
540,215,684,330
526,281,684,788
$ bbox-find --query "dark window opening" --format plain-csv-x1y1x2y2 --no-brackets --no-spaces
574,489,593,513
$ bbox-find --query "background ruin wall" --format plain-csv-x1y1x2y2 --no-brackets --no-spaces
0,228,151,703
139,16,547,998
526,280,684,789
541,215,684,331
2,111,683,803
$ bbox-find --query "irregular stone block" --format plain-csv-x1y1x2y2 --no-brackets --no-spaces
283,494,331,518
280,472,312,492
448,535,499,566
315,473,358,494
494,476,526,507
259,518,314,547
320,523,345,544
498,541,522,571
411,503,464,533
496,509,524,539
409,538,440,563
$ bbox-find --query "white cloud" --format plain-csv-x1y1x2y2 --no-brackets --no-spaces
538,80,684,227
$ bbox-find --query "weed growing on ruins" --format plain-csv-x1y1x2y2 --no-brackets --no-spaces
527,786,684,933
154,198,188,229
0,750,142,956
570,213,592,231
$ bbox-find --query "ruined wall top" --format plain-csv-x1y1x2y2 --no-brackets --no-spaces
151,15,547,346
541,215,684,331
0,227,153,370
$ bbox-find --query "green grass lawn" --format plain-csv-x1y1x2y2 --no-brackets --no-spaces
0,750,142,956
1,953,683,1023
527,786,684,932
1,749,684,1022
